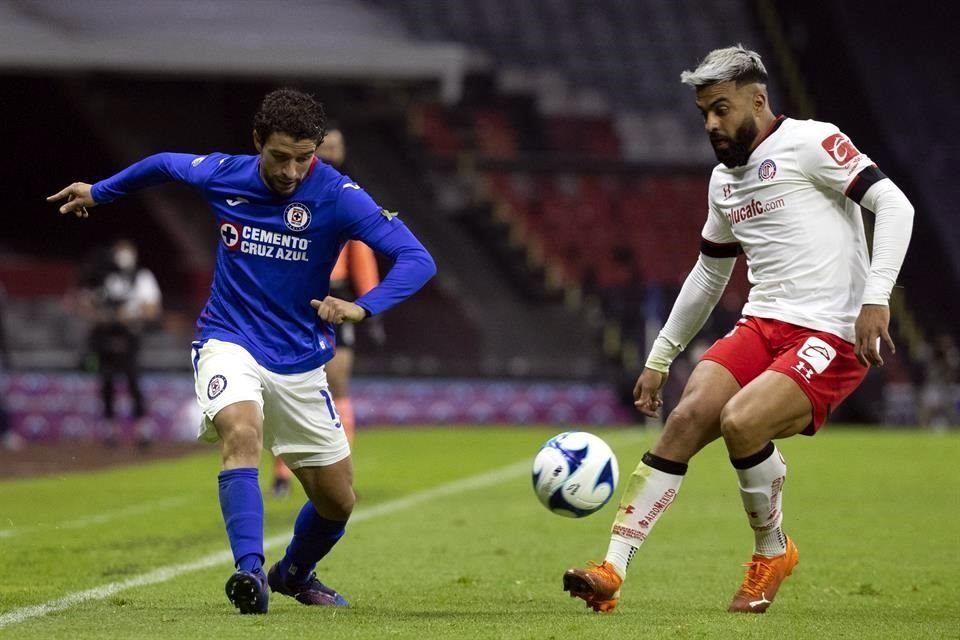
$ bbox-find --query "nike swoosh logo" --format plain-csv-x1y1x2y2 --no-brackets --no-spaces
342,183,360,190
226,197,249,206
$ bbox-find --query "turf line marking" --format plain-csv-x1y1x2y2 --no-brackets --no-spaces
0,497,189,539
0,430,644,629
0,460,529,628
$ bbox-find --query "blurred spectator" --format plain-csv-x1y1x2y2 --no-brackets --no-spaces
917,333,960,429
0,283,9,370
70,239,162,447
599,245,643,332
0,284,22,451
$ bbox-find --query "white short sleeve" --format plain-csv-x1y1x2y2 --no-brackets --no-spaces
133,270,162,306
796,123,875,196
701,171,739,253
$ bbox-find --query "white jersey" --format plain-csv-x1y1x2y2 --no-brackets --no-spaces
104,268,162,319
702,117,887,343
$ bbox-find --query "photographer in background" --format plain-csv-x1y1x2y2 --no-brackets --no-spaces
75,239,162,448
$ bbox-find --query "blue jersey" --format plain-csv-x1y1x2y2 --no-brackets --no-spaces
91,152,436,374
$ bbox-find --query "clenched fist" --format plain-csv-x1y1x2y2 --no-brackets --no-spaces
310,296,367,324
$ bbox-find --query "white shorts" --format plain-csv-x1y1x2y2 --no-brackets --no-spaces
192,339,349,467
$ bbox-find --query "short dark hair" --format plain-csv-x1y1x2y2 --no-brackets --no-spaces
253,89,327,144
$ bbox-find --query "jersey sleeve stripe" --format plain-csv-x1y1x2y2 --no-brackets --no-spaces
845,164,887,203
700,238,743,258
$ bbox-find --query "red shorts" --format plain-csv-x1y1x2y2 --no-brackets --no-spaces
701,316,868,434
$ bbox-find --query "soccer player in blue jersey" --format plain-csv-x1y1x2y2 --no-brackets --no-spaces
48,89,437,614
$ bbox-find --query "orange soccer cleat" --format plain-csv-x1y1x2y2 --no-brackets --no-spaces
728,536,799,613
562,561,623,613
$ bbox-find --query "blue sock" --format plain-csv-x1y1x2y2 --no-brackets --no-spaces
278,501,346,583
218,468,264,574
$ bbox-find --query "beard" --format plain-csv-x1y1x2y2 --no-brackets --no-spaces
710,118,759,168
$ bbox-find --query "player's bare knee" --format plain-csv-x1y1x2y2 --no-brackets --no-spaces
223,422,262,460
334,489,356,518
312,490,354,521
654,405,713,461
665,404,698,431
718,402,757,446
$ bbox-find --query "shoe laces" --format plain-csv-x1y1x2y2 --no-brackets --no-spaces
740,559,775,597
585,561,620,582
295,572,335,595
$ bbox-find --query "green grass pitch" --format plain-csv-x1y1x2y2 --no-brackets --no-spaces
1,426,957,639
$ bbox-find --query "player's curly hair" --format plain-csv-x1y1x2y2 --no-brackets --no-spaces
253,88,327,144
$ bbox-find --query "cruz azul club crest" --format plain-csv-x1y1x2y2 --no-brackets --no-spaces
207,374,227,399
284,202,312,232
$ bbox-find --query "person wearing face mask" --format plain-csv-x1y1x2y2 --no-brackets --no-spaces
79,239,162,448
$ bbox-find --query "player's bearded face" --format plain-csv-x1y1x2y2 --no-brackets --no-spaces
710,115,759,168
255,133,319,197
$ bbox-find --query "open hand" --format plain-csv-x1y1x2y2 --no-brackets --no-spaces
633,367,668,417
854,303,894,367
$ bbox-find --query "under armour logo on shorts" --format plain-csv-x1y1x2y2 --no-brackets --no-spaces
796,337,837,374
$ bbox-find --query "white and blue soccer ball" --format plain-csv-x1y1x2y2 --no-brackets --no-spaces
532,431,619,518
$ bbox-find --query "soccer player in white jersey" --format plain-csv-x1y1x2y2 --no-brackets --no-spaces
563,45,914,614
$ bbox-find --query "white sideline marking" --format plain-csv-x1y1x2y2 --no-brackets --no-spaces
0,460,530,628
0,431,643,629
0,497,189,539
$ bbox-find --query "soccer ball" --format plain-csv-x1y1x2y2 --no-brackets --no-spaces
532,431,619,518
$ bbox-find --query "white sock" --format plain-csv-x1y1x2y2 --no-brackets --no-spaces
604,540,636,579
733,443,788,557
605,452,686,578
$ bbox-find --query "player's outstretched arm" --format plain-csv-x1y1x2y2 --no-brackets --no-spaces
50,153,218,216
47,182,96,218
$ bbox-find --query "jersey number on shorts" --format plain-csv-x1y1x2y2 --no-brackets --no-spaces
320,389,343,429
